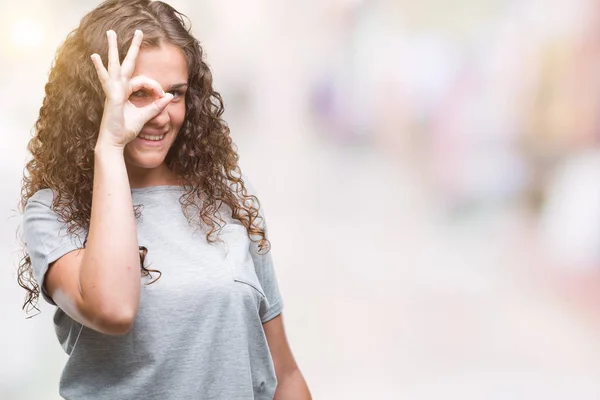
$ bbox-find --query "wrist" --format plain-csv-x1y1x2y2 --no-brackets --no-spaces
95,137,126,154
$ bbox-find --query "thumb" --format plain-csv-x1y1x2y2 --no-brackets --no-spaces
139,93,174,124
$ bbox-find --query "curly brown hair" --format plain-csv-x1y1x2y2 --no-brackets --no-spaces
17,0,270,315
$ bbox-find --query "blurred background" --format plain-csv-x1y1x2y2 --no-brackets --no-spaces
2,0,600,399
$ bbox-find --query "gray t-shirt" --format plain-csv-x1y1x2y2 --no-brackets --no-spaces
23,184,283,400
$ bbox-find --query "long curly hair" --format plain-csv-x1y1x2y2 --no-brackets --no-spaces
17,0,270,315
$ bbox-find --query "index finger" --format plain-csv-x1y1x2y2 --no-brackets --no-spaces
121,30,143,78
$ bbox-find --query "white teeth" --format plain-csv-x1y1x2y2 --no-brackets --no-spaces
139,134,165,141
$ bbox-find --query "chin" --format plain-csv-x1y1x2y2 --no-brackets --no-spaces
124,153,169,170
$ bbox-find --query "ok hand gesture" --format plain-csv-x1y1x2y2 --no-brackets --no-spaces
91,30,174,149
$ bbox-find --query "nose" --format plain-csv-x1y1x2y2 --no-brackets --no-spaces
147,104,170,128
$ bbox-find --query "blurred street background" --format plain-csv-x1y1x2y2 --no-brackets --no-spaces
2,0,600,399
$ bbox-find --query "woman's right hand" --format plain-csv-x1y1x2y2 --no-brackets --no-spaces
91,30,174,149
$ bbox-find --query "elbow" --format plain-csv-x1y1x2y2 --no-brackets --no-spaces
88,305,138,336
52,285,139,336
98,315,135,336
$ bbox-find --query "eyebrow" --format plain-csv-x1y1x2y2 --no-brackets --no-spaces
167,83,189,90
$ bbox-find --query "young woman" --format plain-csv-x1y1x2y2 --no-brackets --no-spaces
17,1,311,399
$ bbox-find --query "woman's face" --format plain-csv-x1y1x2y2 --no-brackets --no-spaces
123,43,189,172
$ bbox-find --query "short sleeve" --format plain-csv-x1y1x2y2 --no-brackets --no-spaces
243,177,284,323
22,189,84,305
250,224,283,323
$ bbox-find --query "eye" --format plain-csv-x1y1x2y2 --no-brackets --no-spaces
130,90,147,98
167,89,185,99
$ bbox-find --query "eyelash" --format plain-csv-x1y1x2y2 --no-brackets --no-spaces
130,90,185,99
167,90,185,98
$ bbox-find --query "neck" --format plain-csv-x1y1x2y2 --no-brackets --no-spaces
126,163,183,189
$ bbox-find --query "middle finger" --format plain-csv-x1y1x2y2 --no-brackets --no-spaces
121,30,143,79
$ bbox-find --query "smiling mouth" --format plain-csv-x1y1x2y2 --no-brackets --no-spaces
137,128,169,142
138,133,165,141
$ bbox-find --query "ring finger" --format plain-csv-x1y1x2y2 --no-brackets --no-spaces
106,30,120,77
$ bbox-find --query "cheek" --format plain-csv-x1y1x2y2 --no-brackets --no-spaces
169,103,186,130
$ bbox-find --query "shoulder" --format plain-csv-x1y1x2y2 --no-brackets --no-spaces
241,174,258,194
26,188,56,208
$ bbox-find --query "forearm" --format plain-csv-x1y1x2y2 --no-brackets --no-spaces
274,368,311,400
78,143,140,320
